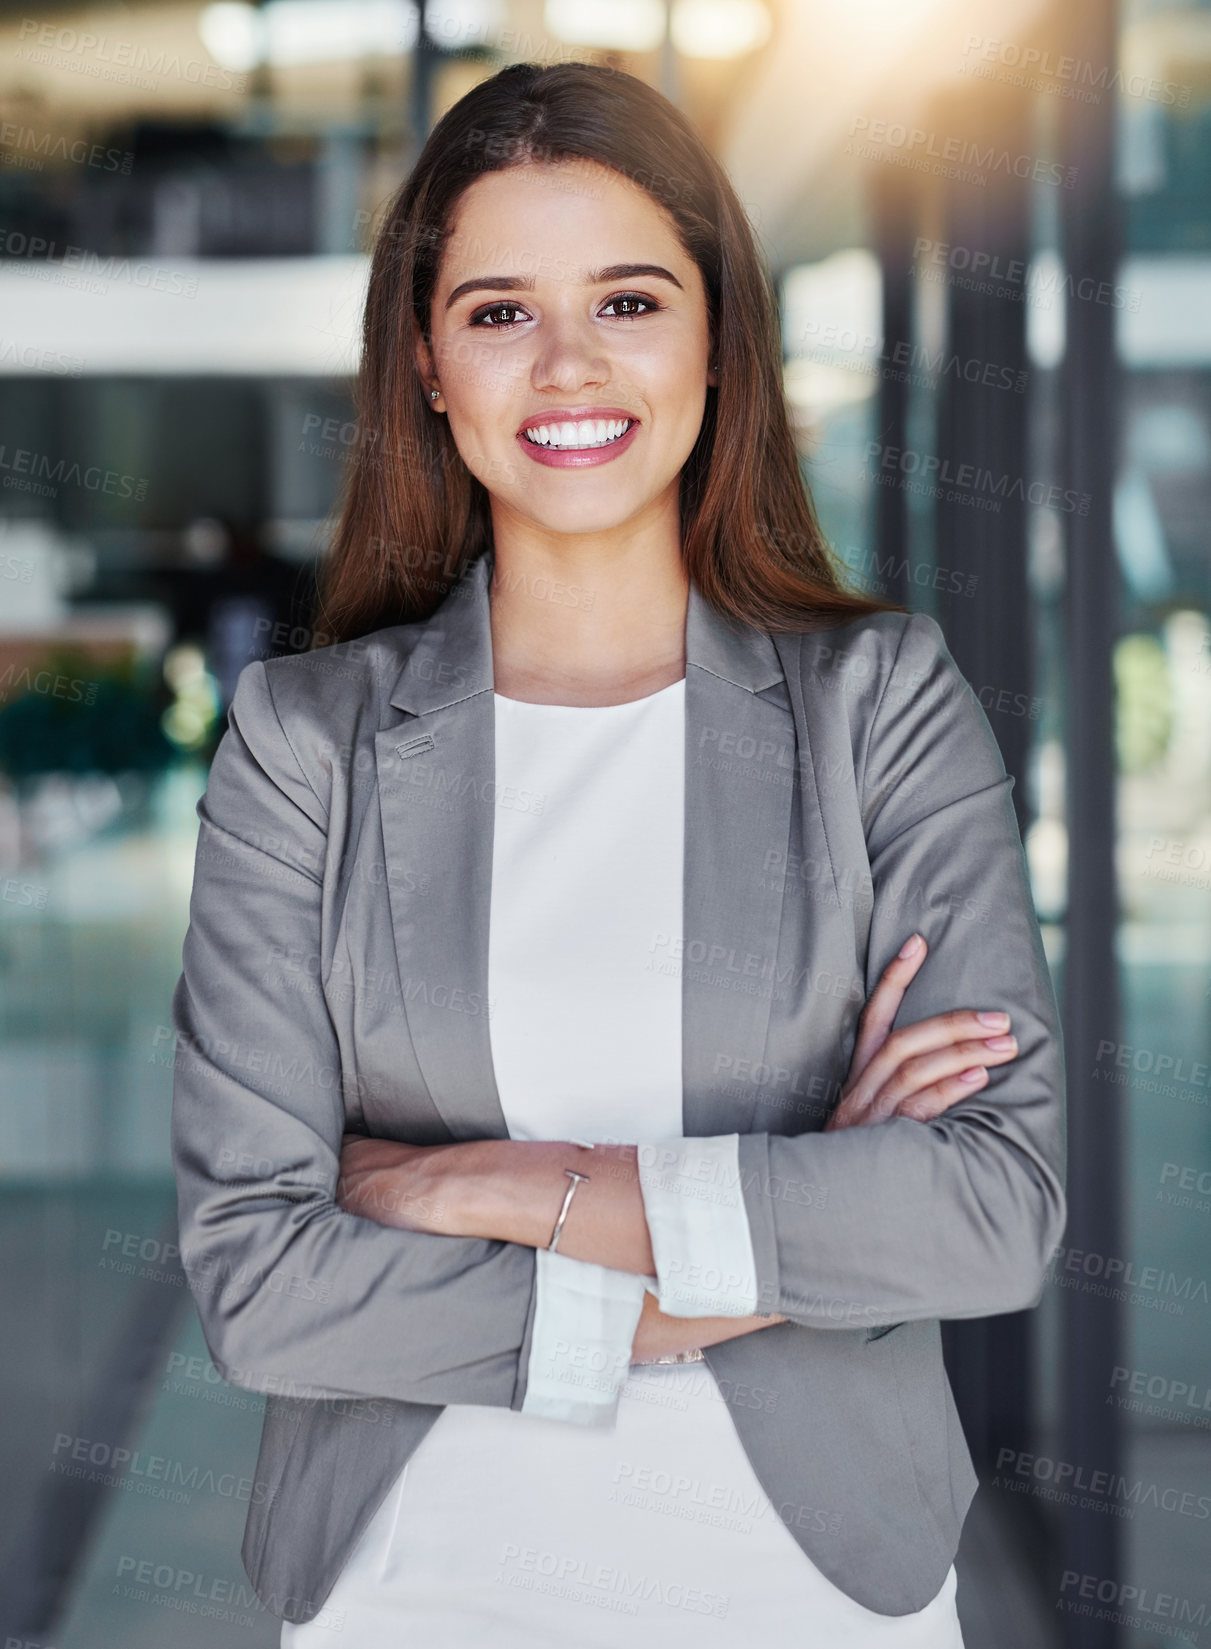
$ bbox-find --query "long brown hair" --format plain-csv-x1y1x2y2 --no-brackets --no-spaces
310,60,904,646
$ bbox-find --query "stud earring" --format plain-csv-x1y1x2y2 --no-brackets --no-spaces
429,388,440,400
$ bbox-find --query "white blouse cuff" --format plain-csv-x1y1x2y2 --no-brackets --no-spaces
637,1134,760,1318
520,1248,648,1426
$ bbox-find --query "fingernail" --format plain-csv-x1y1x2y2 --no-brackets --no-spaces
984,1035,1017,1050
960,1067,987,1082
977,1011,1010,1028
899,934,924,958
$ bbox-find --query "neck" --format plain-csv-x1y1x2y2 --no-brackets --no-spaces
486,500,690,707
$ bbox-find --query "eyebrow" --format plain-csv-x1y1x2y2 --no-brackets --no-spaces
443,263,684,311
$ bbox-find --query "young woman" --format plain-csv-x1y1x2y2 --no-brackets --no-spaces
171,60,1066,1648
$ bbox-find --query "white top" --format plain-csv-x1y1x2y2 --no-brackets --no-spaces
282,679,964,1647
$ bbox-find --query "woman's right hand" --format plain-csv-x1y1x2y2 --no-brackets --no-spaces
631,933,1015,1362
630,1286,787,1365
825,933,1019,1132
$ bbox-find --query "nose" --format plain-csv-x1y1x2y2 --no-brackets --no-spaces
530,312,609,395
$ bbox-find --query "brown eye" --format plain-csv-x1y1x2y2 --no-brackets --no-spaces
601,293,660,318
470,302,527,327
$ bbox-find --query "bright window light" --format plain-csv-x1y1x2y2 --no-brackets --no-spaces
543,0,666,51
265,0,417,64
1025,250,1065,370
198,2,262,71
804,0,947,54
671,0,771,60
425,0,505,50
782,248,881,365
781,249,881,417
199,0,420,69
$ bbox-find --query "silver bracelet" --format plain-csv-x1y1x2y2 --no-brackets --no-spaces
547,1142,594,1253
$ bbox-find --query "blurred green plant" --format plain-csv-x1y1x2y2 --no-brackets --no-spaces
160,642,223,757
0,648,176,779
1113,632,1173,774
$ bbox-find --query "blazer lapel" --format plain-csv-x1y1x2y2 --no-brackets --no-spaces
682,590,796,1139
373,549,796,1145
373,552,505,1143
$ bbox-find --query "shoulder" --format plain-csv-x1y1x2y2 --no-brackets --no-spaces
225,624,423,804
777,606,1004,819
788,607,951,717
258,625,419,725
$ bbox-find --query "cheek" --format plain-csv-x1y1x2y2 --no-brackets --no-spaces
451,432,523,495
447,352,529,421
648,338,709,400
436,330,502,387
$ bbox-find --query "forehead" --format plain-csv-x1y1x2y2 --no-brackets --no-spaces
437,161,690,287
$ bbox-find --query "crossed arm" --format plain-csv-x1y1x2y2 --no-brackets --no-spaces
335,933,1022,1360
173,621,1063,1408
335,1132,771,1362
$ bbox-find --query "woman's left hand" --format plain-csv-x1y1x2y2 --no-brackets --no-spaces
335,1133,468,1235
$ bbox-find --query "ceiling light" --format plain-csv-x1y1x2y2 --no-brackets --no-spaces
671,0,771,59
543,0,666,52
198,0,420,69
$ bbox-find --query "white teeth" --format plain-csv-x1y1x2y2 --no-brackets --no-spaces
523,418,632,449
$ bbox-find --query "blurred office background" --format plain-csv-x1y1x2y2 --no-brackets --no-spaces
1,0,1209,1643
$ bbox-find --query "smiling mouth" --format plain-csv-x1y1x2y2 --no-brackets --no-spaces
521,417,636,451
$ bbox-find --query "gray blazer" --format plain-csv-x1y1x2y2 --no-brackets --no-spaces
170,546,1066,1622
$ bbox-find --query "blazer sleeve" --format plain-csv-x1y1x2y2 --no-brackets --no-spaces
732,611,1068,1330
171,659,547,1409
